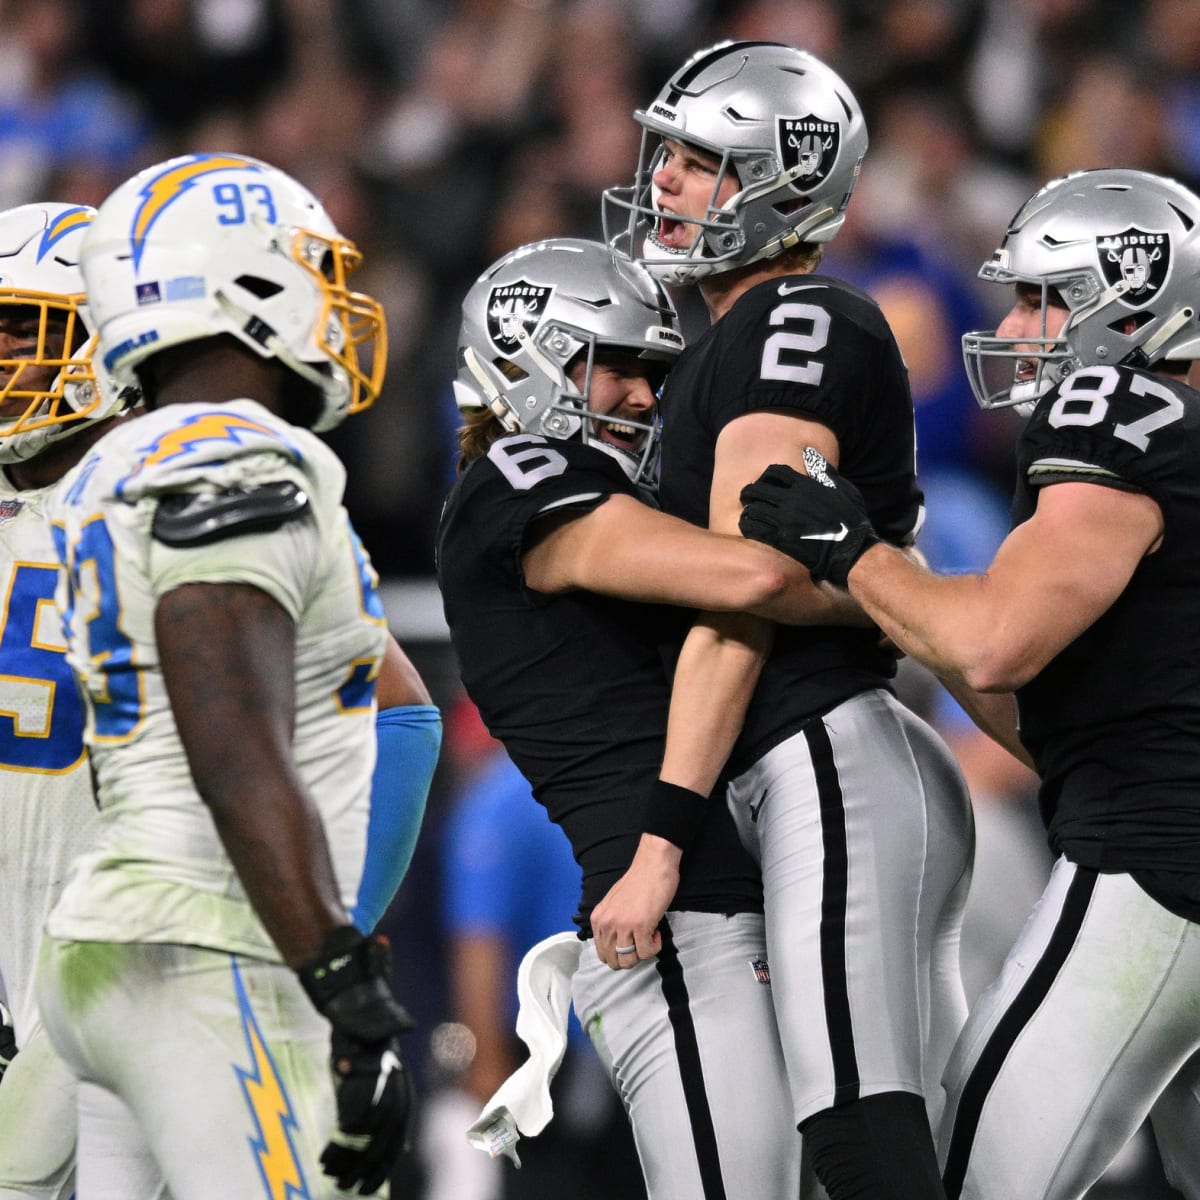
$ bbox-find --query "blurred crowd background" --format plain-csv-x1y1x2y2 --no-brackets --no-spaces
3,0,1197,1195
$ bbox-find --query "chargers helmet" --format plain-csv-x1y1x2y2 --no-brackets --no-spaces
79,153,386,433
603,41,867,286
454,238,683,484
0,203,127,465
964,168,1200,411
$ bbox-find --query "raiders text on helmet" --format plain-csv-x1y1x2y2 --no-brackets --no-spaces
964,168,1200,411
602,41,867,285
0,204,127,464
79,153,386,433
454,238,683,484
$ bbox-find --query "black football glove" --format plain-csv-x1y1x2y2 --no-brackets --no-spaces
298,927,417,1196
739,448,879,587
0,1002,16,1083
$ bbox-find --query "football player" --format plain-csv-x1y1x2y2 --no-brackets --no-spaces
438,236,859,1199
595,40,973,1200
36,153,433,1198
738,167,1200,1199
0,202,134,1200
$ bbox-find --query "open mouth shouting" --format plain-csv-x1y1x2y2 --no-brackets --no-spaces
648,209,696,257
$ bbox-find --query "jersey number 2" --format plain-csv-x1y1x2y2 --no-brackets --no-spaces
760,303,831,385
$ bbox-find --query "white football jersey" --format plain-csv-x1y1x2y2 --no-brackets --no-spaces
0,469,99,1040
46,400,388,960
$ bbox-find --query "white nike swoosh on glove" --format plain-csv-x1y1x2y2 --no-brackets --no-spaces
800,524,849,542
372,1049,401,1105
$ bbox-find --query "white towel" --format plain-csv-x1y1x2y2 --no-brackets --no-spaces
465,931,583,1167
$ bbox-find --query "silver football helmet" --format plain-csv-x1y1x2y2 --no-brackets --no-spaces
602,41,868,286
0,203,126,464
454,238,683,483
80,152,386,433
964,168,1200,411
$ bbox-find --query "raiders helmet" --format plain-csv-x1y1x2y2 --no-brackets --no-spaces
454,238,683,484
603,40,867,286
964,168,1200,410
79,153,386,433
0,204,127,464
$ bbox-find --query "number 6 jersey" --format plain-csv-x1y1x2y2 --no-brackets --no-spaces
436,434,762,930
1013,362,1200,909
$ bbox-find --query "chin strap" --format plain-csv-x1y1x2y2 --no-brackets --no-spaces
1125,305,1196,368
460,345,521,432
214,290,345,426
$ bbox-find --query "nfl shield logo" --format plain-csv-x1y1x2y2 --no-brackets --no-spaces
487,280,553,354
0,498,22,524
779,115,841,192
751,957,771,985
1096,227,1171,305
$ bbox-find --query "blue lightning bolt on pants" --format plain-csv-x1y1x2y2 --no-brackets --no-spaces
36,939,340,1199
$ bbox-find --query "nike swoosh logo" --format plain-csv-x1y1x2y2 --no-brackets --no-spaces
800,524,849,542
778,281,819,296
372,1049,401,1105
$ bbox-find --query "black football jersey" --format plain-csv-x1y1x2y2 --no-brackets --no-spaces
1012,364,1200,911
657,273,924,772
436,433,762,928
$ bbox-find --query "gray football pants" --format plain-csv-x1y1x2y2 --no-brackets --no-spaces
573,909,804,1200
941,858,1200,1199
726,688,974,1131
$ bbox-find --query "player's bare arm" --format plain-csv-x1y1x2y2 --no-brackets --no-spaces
156,579,349,968
938,679,1033,769
522,491,867,627
376,632,433,708
657,407,842,794
844,480,1162,691
593,409,840,968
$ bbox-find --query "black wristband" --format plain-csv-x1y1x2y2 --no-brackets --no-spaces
297,925,372,1013
642,779,710,852
297,925,414,1043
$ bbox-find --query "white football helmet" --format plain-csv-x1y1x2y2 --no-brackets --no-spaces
454,238,683,484
603,40,868,286
964,168,1200,411
80,152,386,433
0,203,127,464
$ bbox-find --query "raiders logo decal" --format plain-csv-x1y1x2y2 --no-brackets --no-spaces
1096,227,1171,304
778,115,840,191
487,280,552,353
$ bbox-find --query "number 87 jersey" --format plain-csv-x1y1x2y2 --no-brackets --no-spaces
1013,361,1200,810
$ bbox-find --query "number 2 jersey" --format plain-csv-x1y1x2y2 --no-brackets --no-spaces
657,274,924,773
436,434,762,931
1012,363,1200,914
45,400,389,960
0,469,99,1038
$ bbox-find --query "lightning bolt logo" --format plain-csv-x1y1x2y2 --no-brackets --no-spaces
116,411,302,496
37,206,92,262
129,154,262,272
232,960,312,1200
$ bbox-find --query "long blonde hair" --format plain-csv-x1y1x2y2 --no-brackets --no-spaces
456,406,509,473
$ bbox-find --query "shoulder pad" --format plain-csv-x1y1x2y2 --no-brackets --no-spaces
151,481,309,547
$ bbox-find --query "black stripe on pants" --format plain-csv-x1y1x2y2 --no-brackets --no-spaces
656,919,727,1200
805,719,860,1106
942,867,1098,1198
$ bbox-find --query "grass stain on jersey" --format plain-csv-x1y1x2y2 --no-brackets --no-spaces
49,940,133,1017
